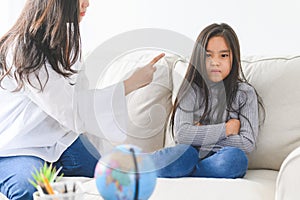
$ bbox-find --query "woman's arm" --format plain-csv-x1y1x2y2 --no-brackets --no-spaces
123,53,165,95
24,65,128,142
25,53,165,142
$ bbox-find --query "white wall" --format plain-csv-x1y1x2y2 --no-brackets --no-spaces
1,0,299,56
0,1,25,37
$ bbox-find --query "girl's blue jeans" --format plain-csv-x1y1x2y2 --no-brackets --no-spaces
0,134,100,200
151,144,248,179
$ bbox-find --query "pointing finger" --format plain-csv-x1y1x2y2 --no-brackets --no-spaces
149,53,165,65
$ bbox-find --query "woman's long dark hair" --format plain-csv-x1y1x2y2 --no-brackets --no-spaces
170,23,264,136
0,0,81,91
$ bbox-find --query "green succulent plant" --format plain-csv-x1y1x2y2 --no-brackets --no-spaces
28,162,63,189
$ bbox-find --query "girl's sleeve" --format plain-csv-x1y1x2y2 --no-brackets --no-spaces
25,64,128,143
217,85,259,153
174,86,227,146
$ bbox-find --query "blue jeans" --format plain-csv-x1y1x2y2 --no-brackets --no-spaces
151,144,248,178
0,134,100,200
150,144,199,177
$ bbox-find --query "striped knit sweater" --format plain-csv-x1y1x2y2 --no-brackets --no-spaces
174,82,259,158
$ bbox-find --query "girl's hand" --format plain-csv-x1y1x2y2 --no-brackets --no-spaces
225,119,240,136
124,53,165,95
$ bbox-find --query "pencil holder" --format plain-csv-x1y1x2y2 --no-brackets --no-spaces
33,181,84,200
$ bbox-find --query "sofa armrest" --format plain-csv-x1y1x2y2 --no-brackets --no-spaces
275,146,300,200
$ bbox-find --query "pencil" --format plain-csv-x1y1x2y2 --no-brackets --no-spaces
42,174,55,195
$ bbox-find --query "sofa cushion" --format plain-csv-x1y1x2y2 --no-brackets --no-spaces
242,55,300,170
81,169,277,200
85,48,178,153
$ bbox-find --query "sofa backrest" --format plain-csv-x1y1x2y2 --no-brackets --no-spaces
84,48,178,154
241,55,300,170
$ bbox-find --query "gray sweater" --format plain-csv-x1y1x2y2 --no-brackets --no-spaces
174,82,259,157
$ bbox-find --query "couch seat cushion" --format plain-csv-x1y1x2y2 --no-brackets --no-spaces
82,169,277,200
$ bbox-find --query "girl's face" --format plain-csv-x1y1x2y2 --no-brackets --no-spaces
79,0,89,22
205,36,233,83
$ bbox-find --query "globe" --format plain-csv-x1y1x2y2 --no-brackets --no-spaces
94,145,157,200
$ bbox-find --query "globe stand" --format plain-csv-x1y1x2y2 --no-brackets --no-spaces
130,147,139,200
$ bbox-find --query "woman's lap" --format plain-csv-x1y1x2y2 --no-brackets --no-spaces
0,134,100,200
53,134,100,177
0,156,43,200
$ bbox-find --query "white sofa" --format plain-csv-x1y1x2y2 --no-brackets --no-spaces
82,48,300,200
1,49,300,200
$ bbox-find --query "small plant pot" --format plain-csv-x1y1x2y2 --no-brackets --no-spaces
33,181,84,200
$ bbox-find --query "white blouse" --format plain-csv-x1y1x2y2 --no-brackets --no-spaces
0,57,128,162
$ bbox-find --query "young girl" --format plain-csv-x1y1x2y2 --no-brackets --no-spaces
152,23,264,179
0,0,164,199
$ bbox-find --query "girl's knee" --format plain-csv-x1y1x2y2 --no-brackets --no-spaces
221,147,248,165
215,147,248,178
153,144,199,178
